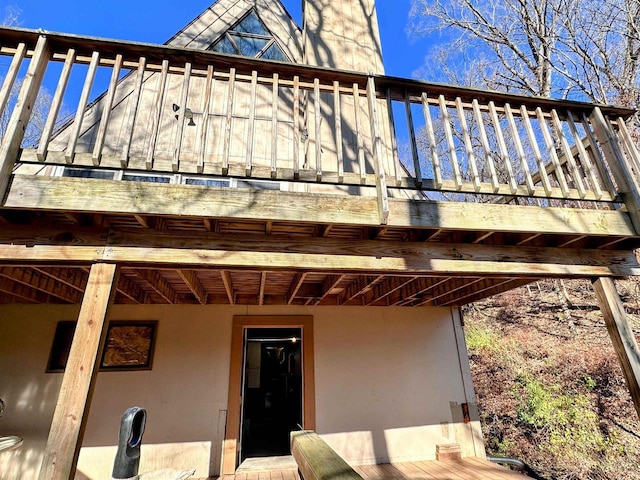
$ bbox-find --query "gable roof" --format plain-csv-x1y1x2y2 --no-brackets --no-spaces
165,0,303,62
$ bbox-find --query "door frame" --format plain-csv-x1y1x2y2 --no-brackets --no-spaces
222,315,315,474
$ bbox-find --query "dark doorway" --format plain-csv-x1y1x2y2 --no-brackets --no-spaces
240,328,302,460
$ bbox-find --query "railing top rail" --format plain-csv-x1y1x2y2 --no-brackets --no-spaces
0,26,635,118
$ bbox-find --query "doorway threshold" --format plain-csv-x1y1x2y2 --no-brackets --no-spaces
236,455,297,473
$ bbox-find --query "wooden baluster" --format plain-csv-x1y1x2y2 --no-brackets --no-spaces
367,77,389,225
221,67,236,176
504,103,535,194
353,83,365,184
66,51,100,164
334,81,344,183
173,62,192,172
37,48,75,161
488,101,518,194
520,105,552,196
0,43,26,119
404,91,422,188
551,108,586,198
580,112,616,197
245,69,258,177
120,57,146,168
271,73,279,179
92,54,123,166
610,117,640,182
197,65,214,174
566,110,602,199
438,94,462,190
590,106,640,232
292,75,300,180
455,97,480,192
386,88,402,187
145,59,169,170
536,107,570,196
0,36,49,201
471,99,499,192
314,78,322,182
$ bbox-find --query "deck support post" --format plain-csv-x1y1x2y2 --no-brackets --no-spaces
0,34,50,202
589,107,640,234
38,263,120,480
592,277,640,419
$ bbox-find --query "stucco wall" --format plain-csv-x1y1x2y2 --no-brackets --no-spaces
0,304,479,480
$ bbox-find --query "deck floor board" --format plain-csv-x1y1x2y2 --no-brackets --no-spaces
209,459,526,480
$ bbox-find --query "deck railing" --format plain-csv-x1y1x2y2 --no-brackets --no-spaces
1,27,640,225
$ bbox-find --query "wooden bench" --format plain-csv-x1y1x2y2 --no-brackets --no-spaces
290,431,363,480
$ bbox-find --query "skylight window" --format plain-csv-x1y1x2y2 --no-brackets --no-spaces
210,11,289,62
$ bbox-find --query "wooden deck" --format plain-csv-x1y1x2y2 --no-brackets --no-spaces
213,459,527,480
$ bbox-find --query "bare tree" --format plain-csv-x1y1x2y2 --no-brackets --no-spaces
409,0,640,108
1,6,59,148
2,5,22,27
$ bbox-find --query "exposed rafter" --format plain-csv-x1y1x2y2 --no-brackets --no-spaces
220,270,235,305
313,274,345,305
0,276,46,303
116,274,146,304
0,266,82,303
286,272,307,305
136,269,178,304
178,269,207,304
364,276,416,306
259,271,267,305
339,275,384,305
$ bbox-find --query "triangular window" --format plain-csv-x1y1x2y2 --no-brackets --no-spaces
209,10,290,62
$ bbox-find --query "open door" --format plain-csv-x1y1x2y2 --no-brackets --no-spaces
240,328,302,459
223,316,315,474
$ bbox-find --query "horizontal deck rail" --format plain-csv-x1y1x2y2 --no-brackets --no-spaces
1,27,640,227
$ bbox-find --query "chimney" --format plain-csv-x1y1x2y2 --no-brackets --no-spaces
303,0,385,73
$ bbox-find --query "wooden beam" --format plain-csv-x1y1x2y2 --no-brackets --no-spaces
1,227,639,278
38,263,119,480
220,270,235,305
592,277,640,419
6,175,637,237
313,274,345,305
133,214,151,229
99,233,640,277
177,269,207,304
286,272,307,305
136,269,177,304
259,271,266,305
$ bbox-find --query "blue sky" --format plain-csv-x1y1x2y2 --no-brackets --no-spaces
3,0,432,79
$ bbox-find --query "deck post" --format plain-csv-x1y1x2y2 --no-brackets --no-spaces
0,34,50,202
38,263,120,480
592,277,640,419
589,107,640,234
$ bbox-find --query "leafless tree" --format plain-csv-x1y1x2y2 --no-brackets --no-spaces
1,6,58,148
409,0,640,108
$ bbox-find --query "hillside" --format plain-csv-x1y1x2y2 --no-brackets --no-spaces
463,279,640,480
